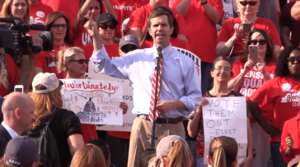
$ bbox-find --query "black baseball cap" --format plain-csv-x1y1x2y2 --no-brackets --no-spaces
5,136,39,167
95,13,118,25
119,35,140,49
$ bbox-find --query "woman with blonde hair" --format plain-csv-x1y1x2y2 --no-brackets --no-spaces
70,143,107,167
57,47,128,143
208,136,238,167
29,72,84,167
154,135,193,167
0,0,30,24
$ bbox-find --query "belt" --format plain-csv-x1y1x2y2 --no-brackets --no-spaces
137,114,183,124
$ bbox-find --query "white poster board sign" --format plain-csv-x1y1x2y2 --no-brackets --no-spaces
61,79,123,125
88,62,135,132
203,97,247,164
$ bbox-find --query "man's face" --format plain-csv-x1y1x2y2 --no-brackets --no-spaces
19,99,36,131
148,15,173,47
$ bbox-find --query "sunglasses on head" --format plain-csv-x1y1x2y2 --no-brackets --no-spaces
98,24,116,30
287,57,300,63
69,59,89,64
239,1,257,6
248,39,267,45
121,45,138,53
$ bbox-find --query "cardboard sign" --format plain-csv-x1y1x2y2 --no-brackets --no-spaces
88,62,135,132
203,97,248,164
61,79,123,125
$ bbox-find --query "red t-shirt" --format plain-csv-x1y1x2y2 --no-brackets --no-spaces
141,38,190,51
0,54,20,97
171,0,224,63
232,59,276,122
35,44,69,79
126,4,187,37
217,17,282,58
109,0,149,38
41,0,81,29
280,112,300,162
30,1,53,25
73,24,93,48
250,76,300,142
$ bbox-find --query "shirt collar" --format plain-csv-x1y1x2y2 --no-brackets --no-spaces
1,122,19,138
152,44,173,59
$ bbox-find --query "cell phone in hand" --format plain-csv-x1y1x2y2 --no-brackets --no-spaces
14,85,24,93
249,45,258,65
242,23,252,41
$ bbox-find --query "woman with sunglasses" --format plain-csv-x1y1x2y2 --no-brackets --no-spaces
188,56,253,167
216,0,281,62
35,11,73,79
247,46,300,167
73,0,115,47
228,29,276,167
82,13,119,60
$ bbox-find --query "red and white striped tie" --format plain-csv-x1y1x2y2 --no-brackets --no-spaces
149,56,163,122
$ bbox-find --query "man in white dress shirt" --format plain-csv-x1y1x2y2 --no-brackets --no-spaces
0,92,36,157
85,7,202,167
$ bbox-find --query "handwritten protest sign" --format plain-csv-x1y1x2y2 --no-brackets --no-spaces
88,62,135,132
61,79,123,125
203,97,248,164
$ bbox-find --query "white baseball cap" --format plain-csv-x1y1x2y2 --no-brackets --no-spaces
32,73,63,94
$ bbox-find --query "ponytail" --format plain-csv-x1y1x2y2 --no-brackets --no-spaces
211,146,227,167
166,140,192,167
208,136,238,167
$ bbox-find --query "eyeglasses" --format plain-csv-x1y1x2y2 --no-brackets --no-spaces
239,1,257,6
287,57,300,63
69,59,89,64
52,24,67,30
213,66,231,72
248,39,267,45
98,24,116,30
121,45,138,53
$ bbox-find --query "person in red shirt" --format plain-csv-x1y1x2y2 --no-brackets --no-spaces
139,7,190,51
216,0,281,62
73,0,115,47
188,56,253,167
108,0,149,38
248,46,300,167
82,13,119,60
1,0,30,24
29,0,53,25
35,11,73,79
171,0,224,94
280,97,300,164
125,0,188,42
229,29,276,167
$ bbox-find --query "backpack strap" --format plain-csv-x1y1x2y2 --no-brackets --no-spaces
45,107,60,126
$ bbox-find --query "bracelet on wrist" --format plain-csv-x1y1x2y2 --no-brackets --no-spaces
201,0,208,5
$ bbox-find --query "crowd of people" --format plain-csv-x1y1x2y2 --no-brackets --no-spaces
0,0,299,167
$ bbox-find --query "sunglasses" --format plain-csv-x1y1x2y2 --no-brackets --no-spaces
69,59,89,64
121,45,138,53
239,1,257,6
248,39,267,45
52,24,67,30
287,57,300,63
98,24,116,30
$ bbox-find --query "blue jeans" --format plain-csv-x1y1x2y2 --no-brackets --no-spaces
201,62,212,94
270,142,287,167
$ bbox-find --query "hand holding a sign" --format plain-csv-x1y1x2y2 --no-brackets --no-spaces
120,102,128,115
